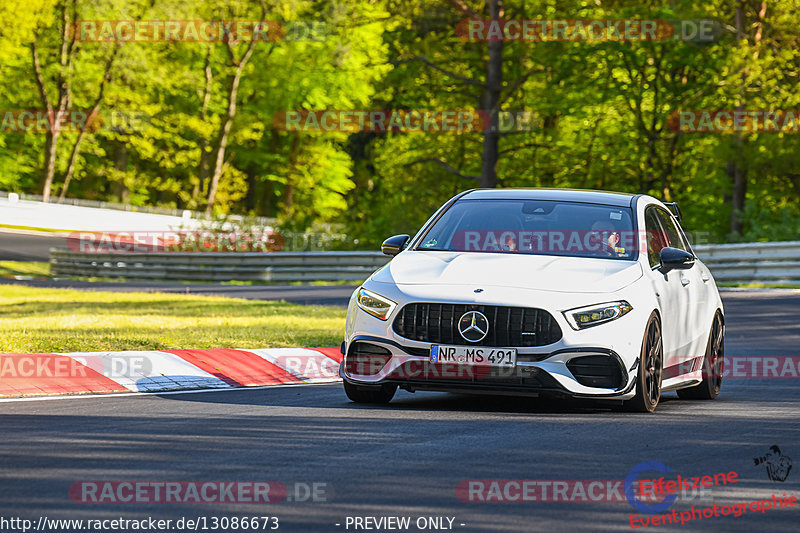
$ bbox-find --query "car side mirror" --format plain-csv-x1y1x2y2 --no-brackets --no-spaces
659,247,695,274
381,234,410,256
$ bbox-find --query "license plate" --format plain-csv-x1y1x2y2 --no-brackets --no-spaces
429,345,517,367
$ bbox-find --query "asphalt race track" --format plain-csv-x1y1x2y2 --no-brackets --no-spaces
0,291,797,532
0,277,360,307
0,230,66,261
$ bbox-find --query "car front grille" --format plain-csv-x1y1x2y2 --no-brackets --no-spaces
392,303,562,347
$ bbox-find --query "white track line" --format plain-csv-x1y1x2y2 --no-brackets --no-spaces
0,380,341,403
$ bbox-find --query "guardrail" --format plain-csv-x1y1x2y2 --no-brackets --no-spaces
693,241,800,285
50,250,390,282
49,241,800,284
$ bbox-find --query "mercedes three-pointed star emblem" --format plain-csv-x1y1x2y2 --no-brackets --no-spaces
458,310,489,342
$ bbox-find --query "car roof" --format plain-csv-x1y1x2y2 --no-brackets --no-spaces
460,188,636,207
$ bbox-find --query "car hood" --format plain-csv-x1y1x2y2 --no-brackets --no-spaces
371,251,643,293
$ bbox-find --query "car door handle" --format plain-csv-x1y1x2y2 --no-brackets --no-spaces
680,275,690,286
701,272,710,283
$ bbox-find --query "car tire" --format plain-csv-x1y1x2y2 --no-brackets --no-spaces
343,381,397,404
624,313,663,413
677,313,724,400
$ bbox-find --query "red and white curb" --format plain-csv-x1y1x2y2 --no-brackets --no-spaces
0,347,342,398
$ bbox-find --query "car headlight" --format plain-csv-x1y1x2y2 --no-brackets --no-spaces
563,301,632,330
356,288,397,320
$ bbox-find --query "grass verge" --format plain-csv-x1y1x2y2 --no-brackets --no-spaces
0,284,345,353
718,282,800,289
0,224,65,233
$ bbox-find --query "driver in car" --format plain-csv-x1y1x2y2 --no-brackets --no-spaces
591,220,624,256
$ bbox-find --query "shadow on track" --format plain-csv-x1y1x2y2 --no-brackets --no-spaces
154,383,744,416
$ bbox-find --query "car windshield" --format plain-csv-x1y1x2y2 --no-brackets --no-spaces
416,199,636,260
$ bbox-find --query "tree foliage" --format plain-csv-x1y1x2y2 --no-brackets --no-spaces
0,0,798,244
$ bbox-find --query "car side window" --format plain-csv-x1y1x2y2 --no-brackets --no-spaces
644,208,667,268
654,208,689,252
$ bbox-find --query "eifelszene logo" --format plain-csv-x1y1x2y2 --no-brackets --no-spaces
625,462,678,514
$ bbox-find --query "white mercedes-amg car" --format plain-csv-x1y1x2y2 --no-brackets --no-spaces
340,188,724,412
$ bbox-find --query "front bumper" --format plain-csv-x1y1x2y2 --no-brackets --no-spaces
340,335,639,399
342,284,652,400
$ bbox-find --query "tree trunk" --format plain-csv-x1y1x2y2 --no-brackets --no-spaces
31,39,62,203
727,1,763,237
199,50,213,193
58,119,97,202
31,1,74,202
727,159,747,236
58,46,117,201
728,2,745,236
33,1,117,203
58,130,83,202
41,131,60,202
479,0,503,188
283,134,301,213
205,33,264,215
205,74,240,215
284,182,294,209
262,179,273,217
206,64,248,214
113,141,129,203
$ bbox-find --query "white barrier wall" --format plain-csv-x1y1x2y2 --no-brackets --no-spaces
0,195,200,232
